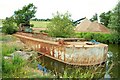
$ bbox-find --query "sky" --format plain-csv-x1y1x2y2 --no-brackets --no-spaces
0,0,118,20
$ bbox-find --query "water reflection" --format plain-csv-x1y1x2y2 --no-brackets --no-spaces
37,44,120,78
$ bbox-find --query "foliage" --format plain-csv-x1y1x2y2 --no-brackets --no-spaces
40,30,48,33
83,32,94,40
14,3,37,26
75,32,120,44
2,17,17,34
90,13,98,22
108,1,120,33
1,34,53,78
2,55,25,78
99,11,111,27
47,12,74,38
109,32,120,44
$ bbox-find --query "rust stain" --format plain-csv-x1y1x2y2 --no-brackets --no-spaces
14,32,108,66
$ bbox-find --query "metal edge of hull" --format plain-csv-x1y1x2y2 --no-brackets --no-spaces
14,33,108,66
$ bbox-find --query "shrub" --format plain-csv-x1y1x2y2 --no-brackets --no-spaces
47,12,74,38
2,17,17,34
75,32,120,44
83,32,94,40
110,33,120,44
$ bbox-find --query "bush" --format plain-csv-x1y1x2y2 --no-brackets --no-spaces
2,17,17,34
47,12,74,38
110,33,120,44
83,32,94,40
75,32,120,44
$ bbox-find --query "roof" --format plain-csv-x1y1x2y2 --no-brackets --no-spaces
75,18,110,33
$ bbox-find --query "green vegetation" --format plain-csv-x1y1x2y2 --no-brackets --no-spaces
62,65,105,78
90,13,98,22
2,17,17,34
0,38,2,78
2,3,37,34
75,32,120,44
47,12,74,38
1,34,53,78
1,34,24,56
0,34,16,41
2,55,25,78
99,11,111,27
14,3,37,26
108,1,120,34
1,1,120,79
2,55,52,78
30,21,50,28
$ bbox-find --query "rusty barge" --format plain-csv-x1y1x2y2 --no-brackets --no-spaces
14,32,108,66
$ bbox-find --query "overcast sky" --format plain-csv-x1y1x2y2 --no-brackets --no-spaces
0,0,118,20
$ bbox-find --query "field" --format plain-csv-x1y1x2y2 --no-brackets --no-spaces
0,19,3,26
0,19,50,28
30,21,50,28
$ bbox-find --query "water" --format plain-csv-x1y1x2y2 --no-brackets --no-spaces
37,44,120,78
107,44,120,78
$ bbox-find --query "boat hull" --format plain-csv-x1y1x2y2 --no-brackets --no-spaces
14,32,108,66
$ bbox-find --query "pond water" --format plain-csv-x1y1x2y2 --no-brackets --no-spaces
37,44,120,78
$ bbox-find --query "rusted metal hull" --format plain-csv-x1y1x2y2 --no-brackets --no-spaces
14,32,108,66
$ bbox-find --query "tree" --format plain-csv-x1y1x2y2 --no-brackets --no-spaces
14,3,37,26
108,1,120,33
47,12,74,38
99,11,111,27
2,17,17,34
90,13,98,22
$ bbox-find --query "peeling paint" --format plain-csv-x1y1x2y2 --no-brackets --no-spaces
14,32,108,66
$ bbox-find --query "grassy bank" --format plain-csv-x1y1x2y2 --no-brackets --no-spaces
1,34,24,56
1,34,53,78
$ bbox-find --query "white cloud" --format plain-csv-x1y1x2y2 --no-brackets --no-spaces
0,0,118,20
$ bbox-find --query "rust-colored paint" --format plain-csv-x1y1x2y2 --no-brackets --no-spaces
14,32,108,66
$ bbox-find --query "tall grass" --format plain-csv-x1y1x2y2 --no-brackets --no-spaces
0,34,16,42
1,34,53,78
2,55,26,78
62,65,105,79
1,34,24,56
2,42,24,56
